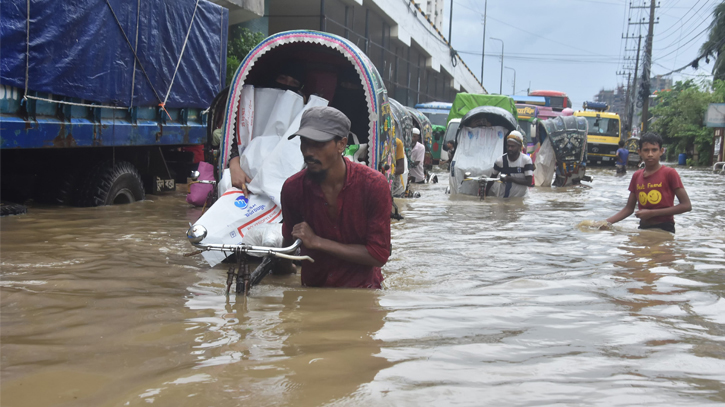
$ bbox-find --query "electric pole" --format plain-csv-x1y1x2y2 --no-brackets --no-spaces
481,0,487,83
640,0,658,133
630,35,642,133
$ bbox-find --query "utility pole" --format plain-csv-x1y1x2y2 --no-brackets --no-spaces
629,35,642,134
624,72,631,131
448,0,454,45
640,0,658,133
480,0,487,83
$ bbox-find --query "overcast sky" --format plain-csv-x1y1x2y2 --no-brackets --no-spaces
441,0,719,109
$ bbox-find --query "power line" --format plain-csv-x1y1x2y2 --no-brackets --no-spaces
655,0,713,45
654,25,711,62
656,0,705,36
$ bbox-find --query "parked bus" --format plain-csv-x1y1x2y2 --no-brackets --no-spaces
528,90,573,112
573,101,622,165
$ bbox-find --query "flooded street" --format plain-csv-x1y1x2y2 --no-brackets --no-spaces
2,165,724,406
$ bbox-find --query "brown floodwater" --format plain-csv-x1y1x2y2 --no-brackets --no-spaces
1,165,724,406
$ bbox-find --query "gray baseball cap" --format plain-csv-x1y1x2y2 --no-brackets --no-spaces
288,106,351,142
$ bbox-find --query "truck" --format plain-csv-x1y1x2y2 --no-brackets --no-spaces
573,101,622,165
0,0,228,209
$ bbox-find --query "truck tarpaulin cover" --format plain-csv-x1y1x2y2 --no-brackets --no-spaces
0,0,228,108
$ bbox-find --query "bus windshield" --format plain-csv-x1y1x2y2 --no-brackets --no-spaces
517,120,533,144
424,112,449,126
585,117,619,138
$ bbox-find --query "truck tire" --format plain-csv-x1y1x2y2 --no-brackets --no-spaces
34,167,80,206
75,161,145,207
1,202,27,216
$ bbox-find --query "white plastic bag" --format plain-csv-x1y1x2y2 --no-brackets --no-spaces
241,223,284,257
449,126,505,195
197,189,282,266
534,137,555,187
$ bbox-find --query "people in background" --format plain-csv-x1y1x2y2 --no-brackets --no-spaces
486,131,534,198
615,140,629,175
409,128,425,184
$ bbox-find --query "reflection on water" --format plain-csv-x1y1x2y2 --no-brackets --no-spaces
1,166,724,406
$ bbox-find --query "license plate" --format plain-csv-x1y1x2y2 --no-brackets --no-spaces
602,156,610,161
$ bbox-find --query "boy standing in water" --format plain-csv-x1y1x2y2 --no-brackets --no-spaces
604,133,691,233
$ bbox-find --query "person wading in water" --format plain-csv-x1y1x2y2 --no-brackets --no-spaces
280,106,392,288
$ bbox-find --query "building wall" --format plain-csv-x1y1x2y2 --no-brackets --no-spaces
267,0,484,105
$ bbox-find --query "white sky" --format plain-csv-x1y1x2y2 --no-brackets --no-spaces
442,0,719,109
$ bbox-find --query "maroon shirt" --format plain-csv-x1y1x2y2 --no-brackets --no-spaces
628,166,684,224
281,158,392,288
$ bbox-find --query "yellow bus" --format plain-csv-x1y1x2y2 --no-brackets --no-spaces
574,103,621,164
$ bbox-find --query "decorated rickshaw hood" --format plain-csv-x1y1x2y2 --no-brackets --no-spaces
218,30,388,176
460,106,518,132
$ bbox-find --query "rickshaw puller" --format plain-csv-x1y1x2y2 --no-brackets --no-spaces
281,106,392,288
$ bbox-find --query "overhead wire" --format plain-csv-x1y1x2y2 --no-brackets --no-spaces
655,0,713,46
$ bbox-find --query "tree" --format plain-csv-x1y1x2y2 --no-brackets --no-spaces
226,26,266,86
650,79,716,165
701,2,725,81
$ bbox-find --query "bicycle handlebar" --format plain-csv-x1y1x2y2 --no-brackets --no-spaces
186,225,314,262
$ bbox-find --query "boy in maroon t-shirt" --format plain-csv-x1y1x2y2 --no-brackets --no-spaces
604,132,691,233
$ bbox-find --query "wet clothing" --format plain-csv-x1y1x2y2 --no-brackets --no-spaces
616,148,629,166
639,222,676,233
628,166,684,226
616,148,629,174
409,142,425,183
281,158,392,288
392,137,407,196
491,153,534,198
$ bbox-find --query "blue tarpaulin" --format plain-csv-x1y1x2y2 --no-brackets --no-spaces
0,0,227,108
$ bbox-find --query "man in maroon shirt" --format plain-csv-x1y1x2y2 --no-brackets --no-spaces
281,106,392,288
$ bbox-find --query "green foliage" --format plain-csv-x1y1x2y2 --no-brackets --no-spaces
700,2,725,81
650,79,720,166
226,27,265,86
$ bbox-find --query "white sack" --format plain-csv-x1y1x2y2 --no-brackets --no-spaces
248,94,329,207
241,223,284,257
449,126,505,195
197,190,282,266
534,137,556,187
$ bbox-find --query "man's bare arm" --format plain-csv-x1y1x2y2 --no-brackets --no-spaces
292,222,384,267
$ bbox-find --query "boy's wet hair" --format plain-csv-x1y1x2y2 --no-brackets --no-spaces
639,132,663,149
618,140,625,147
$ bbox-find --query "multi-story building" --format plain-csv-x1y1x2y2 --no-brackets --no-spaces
213,0,486,104
594,86,626,118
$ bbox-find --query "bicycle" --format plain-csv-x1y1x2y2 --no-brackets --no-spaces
186,224,314,296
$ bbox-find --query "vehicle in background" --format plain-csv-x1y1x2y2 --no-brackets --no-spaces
625,136,640,166
414,101,452,164
516,104,539,153
511,95,547,106
448,106,518,196
1,0,228,207
533,115,590,187
528,90,573,112
573,101,622,165
440,118,461,162
443,93,518,164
